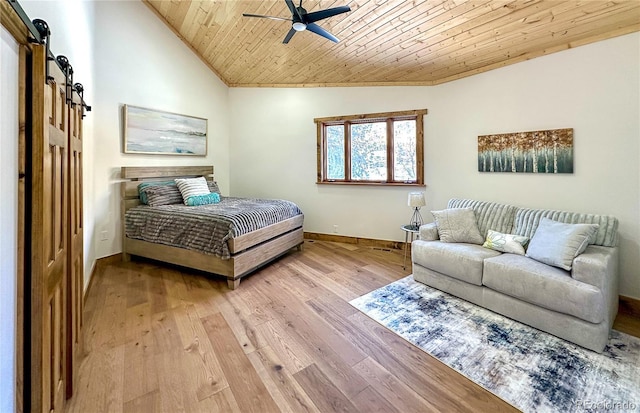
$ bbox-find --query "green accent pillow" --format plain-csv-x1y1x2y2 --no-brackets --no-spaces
186,192,220,206
526,218,599,270
483,230,529,255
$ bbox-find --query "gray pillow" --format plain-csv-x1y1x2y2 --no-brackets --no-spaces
207,181,221,196
432,208,484,244
526,217,599,270
142,185,184,206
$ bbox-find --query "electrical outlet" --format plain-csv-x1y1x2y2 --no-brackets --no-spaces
100,230,108,241
333,225,338,234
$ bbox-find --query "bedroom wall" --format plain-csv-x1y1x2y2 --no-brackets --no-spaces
22,0,232,289
21,0,96,289
1,25,20,413
229,33,640,299
91,1,231,276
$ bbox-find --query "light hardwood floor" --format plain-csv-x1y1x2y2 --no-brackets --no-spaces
67,240,639,413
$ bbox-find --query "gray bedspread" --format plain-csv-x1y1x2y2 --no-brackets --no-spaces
125,197,303,259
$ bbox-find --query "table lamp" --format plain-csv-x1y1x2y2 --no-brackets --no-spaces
408,192,426,230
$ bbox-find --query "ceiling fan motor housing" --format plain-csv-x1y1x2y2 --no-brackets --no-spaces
293,7,307,31
294,6,307,22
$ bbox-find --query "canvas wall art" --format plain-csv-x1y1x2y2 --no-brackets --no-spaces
123,105,207,155
478,128,573,173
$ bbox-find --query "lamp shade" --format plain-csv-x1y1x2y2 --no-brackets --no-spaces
408,192,426,208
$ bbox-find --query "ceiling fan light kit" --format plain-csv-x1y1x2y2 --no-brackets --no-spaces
243,0,351,44
292,22,307,31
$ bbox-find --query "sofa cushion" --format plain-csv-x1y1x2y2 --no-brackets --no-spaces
483,254,604,324
412,240,501,286
526,218,599,270
448,198,518,237
514,207,618,247
431,208,484,244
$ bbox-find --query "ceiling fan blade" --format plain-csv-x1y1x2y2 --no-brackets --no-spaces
306,23,339,43
242,13,291,22
283,27,296,44
284,0,303,20
305,6,351,23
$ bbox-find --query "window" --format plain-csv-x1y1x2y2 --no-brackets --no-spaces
315,109,427,185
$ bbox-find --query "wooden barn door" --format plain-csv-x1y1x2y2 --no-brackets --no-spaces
66,88,84,398
30,43,68,413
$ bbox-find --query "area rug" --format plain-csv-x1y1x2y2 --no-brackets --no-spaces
349,276,640,413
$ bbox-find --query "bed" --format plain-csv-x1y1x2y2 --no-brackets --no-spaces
120,166,304,289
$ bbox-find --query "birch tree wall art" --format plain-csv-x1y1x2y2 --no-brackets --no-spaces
478,128,573,173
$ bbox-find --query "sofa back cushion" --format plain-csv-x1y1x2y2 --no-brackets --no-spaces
447,198,518,237
514,208,618,247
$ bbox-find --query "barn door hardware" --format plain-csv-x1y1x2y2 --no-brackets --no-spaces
56,55,74,104
73,83,91,117
31,19,55,82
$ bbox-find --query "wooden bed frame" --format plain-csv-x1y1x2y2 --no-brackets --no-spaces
120,166,304,289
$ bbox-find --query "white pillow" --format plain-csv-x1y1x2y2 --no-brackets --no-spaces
175,177,210,205
482,230,529,255
526,218,599,270
431,208,484,245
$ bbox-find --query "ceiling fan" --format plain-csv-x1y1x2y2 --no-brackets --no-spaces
243,0,351,44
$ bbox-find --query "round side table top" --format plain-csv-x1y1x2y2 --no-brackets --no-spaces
401,224,420,233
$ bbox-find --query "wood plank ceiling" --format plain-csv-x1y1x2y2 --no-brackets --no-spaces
144,0,640,87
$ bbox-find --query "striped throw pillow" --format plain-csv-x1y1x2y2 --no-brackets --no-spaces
138,180,176,204
143,185,184,206
175,176,211,205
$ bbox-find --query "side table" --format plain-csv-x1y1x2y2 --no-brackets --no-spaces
401,224,420,270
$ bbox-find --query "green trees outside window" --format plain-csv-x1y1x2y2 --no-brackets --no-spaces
315,109,426,185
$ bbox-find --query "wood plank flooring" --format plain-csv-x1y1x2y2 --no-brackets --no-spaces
67,240,639,413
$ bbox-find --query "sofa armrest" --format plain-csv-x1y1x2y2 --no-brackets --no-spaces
572,245,619,325
419,223,439,241
571,245,617,289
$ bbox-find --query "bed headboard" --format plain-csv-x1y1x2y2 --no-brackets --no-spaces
120,165,214,214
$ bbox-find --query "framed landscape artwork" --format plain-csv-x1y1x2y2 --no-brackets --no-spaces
123,104,208,155
478,128,573,173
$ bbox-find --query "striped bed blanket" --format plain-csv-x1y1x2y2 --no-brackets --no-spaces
125,197,303,259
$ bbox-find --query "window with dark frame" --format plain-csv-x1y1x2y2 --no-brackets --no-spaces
315,109,427,186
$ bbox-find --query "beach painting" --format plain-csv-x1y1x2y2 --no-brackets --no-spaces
124,105,207,155
478,128,573,173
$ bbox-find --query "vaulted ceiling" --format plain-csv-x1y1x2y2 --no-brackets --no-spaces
144,0,640,87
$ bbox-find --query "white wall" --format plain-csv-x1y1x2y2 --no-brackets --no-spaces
22,0,96,290
229,33,640,299
25,0,233,289
1,25,19,413
92,0,231,267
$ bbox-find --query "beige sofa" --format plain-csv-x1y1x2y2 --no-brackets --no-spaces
411,198,619,353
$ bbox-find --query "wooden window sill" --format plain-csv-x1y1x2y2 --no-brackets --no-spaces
316,181,426,187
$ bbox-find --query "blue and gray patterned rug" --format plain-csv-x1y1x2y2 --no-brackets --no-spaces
350,276,640,413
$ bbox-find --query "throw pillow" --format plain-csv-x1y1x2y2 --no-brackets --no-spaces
175,176,211,205
137,180,176,204
526,217,599,270
186,192,221,206
207,180,221,195
140,184,184,206
483,230,529,255
431,208,484,244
